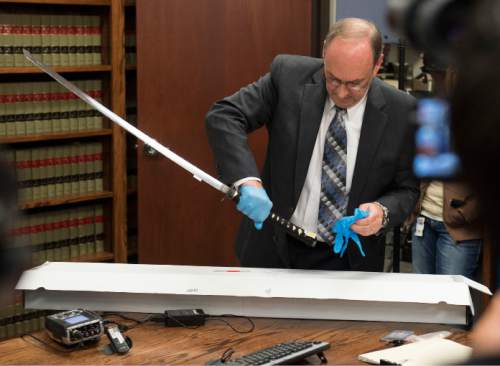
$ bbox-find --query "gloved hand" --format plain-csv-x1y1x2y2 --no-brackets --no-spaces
332,208,369,257
237,185,273,230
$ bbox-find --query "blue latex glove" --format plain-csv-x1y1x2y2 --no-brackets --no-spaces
332,208,369,257
237,185,273,230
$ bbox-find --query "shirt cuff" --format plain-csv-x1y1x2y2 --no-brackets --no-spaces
232,177,262,188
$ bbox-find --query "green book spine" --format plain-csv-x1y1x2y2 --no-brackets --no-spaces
31,148,41,201
31,245,39,266
68,15,77,66
31,13,42,67
33,82,46,134
70,144,79,195
38,147,48,200
83,81,94,129
15,149,31,203
54,146,64,197
60,209,70,260
90,15,102,65
49,15,60,66
52,211,62,261
28,214,39,250
75,80,86,130
0,83,6,136
51,83,63,133
5,84,17,137
89,80,103,129
16,216,30,249
95,143,103,192
69,209,79,258
19,14,32,67
81,16,90,66
77,144,86,194
76,16,86,66
40,15,51,65
77,207,87,257
47,82,59,134
95,205,104,253
44,213,54,262
46,146,56,198
12,13,25,67
1,14,15,67
62,145,72,196
85,207,95,255
59,15,70,67
14,82,28,136
84,143,94,193
27,81,40,136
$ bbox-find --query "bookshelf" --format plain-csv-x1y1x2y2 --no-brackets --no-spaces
0,65,111,73
0,0,127,340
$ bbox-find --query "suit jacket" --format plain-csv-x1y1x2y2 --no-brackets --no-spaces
206,54,419,271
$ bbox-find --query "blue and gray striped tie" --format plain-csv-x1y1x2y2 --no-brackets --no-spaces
317,106,348,243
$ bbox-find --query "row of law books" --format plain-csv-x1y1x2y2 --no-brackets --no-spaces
0,80,103,137
10,204,106,265
0,13,102,67
0,302,53,340
6,142,104,203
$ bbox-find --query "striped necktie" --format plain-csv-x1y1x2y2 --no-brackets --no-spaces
317,106,348,243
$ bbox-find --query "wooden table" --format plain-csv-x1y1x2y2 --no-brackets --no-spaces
0,317,469,365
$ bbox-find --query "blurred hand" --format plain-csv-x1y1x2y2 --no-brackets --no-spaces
350,202,383,236
471,292,500,357
237,182,273,230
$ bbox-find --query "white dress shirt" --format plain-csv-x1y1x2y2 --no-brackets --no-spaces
290,94,368,235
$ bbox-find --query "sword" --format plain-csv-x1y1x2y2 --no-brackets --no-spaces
23,49,318,246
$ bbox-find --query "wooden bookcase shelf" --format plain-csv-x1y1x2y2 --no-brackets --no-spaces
0,0,110,5
0,0,128,342
19,191,113,210
0,129,113,144
0,65,112,75
71,251,114,262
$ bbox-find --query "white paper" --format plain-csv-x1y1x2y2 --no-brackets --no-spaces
358,338,472,365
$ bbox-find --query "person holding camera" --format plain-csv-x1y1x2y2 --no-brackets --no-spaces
409,59,482,279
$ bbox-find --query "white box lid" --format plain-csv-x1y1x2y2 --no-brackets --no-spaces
16,262,492,315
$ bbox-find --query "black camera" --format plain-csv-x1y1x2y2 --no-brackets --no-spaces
386,0,481,179
387,0,474,65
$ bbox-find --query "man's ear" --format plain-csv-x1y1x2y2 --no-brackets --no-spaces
373,54,384,76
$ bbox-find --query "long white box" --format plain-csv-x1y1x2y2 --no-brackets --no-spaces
16,262,491,325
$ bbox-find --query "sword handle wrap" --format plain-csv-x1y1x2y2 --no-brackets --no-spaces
230,188,318,247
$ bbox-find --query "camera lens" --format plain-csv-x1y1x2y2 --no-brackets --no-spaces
387,0,474,64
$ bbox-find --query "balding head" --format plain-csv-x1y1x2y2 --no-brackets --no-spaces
323,18,382,65
322,18,384,108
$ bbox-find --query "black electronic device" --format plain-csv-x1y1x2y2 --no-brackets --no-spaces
450,198,465,208
105,324,130,354
164,308,206,327
45,309,104,346
205,340,330,366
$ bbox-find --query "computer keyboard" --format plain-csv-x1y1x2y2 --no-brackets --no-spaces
206,340,330,365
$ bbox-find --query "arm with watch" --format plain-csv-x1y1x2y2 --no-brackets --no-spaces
350,201,390,237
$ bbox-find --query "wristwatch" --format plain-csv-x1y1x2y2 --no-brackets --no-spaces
374,201,390,228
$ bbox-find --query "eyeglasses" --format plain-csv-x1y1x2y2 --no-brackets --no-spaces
326,75,368,92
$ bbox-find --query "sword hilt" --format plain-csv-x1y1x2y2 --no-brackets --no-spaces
228,188,318,247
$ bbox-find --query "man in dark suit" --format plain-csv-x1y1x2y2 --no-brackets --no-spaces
205,18,419,271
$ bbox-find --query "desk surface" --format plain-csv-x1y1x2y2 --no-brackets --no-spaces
0,317,469,365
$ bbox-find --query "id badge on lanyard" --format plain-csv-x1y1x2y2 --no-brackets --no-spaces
415,216,425,237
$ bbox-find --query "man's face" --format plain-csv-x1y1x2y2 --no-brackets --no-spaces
323,37,382,109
